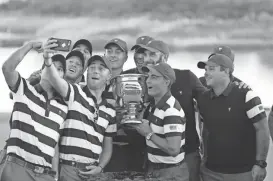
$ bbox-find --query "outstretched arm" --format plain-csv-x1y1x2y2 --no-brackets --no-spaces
43,39,69,98
2,42,42,90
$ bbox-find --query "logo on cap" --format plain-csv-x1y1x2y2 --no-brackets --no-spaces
219,47,222,51
114,39,118,42
147,40,152,44
141,37,144,40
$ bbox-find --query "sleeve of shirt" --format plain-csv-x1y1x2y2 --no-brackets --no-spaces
163,107,185,137
245,90,267,123
9,73,23,95
9,74,31,100
104,108,117,137
189,70,208,100
64,83,77,105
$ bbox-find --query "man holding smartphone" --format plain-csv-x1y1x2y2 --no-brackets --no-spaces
27,38,92,85
0,41,68,181
43,39,116,181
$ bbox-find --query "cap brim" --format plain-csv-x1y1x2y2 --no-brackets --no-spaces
88,55,106,66
141,66,150,73
104,42,126,52
197,61,206,69
131,44,141,51
197,61,219,69
88,55,112,72
138,44,158,53
66,51,84,61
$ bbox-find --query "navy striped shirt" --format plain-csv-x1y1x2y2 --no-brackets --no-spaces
7,75,67,168
59,84,117,164
146,92,186,164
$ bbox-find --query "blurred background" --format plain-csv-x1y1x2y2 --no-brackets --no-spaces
0,0,272,180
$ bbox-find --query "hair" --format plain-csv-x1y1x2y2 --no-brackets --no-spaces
158,53,168,63
220,66,232,80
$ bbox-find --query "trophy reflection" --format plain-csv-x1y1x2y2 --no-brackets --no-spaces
111,74,149,124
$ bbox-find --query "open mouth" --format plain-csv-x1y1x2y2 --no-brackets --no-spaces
148,86,153,90
68,68,76,73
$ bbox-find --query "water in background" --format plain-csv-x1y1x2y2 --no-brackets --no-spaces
0,47,272,112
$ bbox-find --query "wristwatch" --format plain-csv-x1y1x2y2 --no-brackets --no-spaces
146,132,154,140
255,160,267,168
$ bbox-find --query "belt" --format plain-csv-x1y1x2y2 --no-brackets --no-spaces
149,160,183,170
60,159,97,169
6,155,56,176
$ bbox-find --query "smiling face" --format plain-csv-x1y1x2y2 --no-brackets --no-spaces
142,49,166,66
145,67,169,99
87,59,111,90
65,56,84,82
204,63,228,87
105,44,127,70
134,52,145,73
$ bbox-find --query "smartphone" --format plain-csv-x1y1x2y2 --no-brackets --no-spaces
49,37,72,52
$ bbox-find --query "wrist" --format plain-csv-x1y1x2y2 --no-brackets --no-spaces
98,165,104,173
146,132,154,140
255,160,267,168
44,61,52,67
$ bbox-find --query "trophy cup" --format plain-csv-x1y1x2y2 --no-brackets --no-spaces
111,74,149,124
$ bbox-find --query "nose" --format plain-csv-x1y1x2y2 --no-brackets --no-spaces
204,70,209,77
146,76,152,84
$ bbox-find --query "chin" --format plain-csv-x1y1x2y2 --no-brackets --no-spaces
147,90,156,97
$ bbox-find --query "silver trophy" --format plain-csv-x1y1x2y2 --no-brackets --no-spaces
111,74,149,124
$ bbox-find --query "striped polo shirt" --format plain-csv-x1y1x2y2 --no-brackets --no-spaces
59,84,117,164
197,82,267,173
7,75,67,168
146,91,186,164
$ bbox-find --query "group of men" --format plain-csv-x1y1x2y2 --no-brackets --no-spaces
0,35,271,181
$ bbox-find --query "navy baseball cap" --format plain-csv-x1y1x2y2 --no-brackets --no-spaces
104,38,128,53
137,40,169,57
198,54,234,72
88,55,112,73
72,39,92,54
208,46,235,62
131,36,154,51
142,62,176,85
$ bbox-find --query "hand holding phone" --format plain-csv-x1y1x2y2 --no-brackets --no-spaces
49,38,72,52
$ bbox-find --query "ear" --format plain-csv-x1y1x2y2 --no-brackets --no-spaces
224,68,230,75
162,54,168,63
165,79,171,87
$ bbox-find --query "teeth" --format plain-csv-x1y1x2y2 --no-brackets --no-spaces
69,69,75,73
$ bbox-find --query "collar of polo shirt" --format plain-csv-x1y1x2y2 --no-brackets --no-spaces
82,85,108,106
34,84,64,103
209,82,234,99
150,91,172,109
